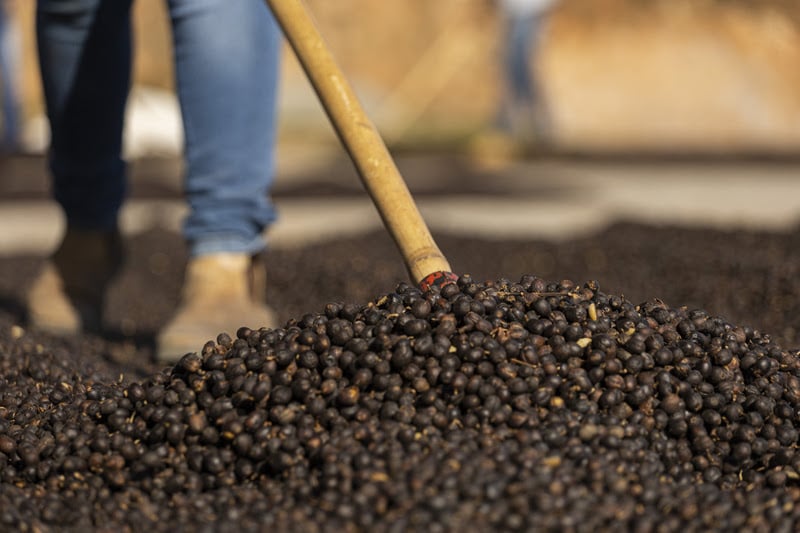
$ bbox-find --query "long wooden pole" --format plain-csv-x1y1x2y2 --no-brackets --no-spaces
265,0,454,285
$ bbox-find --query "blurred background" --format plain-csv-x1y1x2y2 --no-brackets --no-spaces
6,0,800,156
3,0,800,355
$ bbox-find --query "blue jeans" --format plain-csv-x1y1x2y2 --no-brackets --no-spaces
36,0,281,256
506,13,542,107
0,4,20,149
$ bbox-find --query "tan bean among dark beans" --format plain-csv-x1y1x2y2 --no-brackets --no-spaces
1,274,800,531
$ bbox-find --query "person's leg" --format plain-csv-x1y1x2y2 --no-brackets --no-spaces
28,0,132,334
0,5,21,150
158,0,281,361
507,13,536,108
524,14,553,142
503,12,551,144
168,0,281,256
37,0,133,231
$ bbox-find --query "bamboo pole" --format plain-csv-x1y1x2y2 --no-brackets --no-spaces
265,0,453,285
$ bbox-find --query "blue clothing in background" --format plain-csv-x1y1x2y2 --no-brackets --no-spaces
498,0,556,140
506,11,543,108
0,2,20,150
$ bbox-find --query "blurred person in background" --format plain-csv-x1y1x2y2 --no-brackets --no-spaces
496,0,557,147
0,0,21,151
28,0,282,362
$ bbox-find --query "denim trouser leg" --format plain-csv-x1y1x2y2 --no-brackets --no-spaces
36,0,132,231
168,0,281,257
0,5,20,147
507,14,542,106
37,0,281,252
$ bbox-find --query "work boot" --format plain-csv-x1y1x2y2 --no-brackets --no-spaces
156,252,278,363
26,227,123,335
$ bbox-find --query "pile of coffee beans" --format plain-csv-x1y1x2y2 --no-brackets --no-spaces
1,274,799,531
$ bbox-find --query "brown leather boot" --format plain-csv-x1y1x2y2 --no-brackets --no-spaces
26,228,123,335
156,252,278,363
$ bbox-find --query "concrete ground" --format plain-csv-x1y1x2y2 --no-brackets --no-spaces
1,146,799,256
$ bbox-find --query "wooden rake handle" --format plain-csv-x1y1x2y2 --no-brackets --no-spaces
265,0,456,288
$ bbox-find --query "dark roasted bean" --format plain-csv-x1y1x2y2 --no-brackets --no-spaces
1,273,800,531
